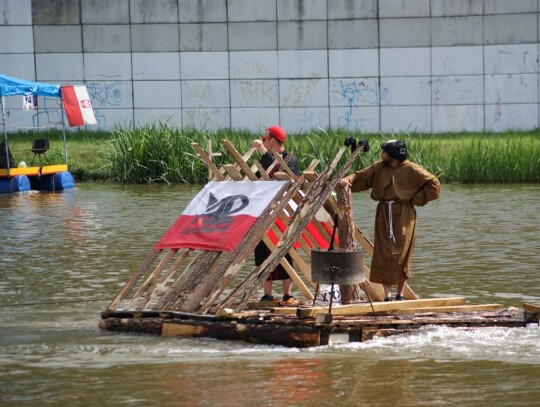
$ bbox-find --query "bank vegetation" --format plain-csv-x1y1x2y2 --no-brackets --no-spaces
6,123,539,184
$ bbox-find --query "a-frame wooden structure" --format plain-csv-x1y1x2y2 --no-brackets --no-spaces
105,140,419,316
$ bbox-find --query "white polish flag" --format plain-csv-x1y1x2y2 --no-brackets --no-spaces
155,181,287,252
61,85,97,127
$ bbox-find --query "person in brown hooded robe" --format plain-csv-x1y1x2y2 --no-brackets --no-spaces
339,140,440,302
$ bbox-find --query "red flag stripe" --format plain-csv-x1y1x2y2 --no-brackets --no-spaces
61,86,84,127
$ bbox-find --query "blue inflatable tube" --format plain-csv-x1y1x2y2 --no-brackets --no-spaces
0,175,31,193
29,171,75,191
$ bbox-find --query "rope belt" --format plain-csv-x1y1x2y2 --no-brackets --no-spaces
385,200,396,244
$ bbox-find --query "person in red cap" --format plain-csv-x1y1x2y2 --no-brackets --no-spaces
251,126,299,304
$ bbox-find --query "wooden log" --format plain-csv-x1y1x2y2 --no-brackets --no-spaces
127,249,178,309
153,250,222,309
296,297,467,318
336,182,358,304
107,248,160,310
523,303,540,313
98,317,162,335
523,303,540,322
162,320,321,348
136,248,192,309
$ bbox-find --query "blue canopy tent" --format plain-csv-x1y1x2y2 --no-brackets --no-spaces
0,73,61,98
0,74,71,192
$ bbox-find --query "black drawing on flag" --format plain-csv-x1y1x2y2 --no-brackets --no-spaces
182,192,249,234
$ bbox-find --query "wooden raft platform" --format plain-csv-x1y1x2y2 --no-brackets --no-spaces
100,301,539,348
99,139,540,347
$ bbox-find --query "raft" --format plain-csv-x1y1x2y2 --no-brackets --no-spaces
100,302,539,348
99,140,540,347
0,165,74,192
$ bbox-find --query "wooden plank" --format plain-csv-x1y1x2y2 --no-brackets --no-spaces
273,151,298,179
253,161,272,180
271,307,298,315
107,249,160,310
221,140,259,181
523,303,540,312
222,164,243,180
305,160,320,172
191,142,225,181
296,297,467,318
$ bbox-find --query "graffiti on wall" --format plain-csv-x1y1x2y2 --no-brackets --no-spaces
86,82,125,128
234,61,273,77
239,80,278,104
331,79,388,129
283,74,321,108
183,81,229,108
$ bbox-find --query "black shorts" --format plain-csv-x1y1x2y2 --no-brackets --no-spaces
254,241,292,281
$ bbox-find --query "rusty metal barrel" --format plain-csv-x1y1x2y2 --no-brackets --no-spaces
311,249,365,284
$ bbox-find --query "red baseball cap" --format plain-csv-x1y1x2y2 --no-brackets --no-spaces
267,126,286,143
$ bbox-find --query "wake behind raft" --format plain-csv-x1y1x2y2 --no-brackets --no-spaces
99,140,540,347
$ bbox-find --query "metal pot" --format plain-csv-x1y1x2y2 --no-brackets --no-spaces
311,249,365,284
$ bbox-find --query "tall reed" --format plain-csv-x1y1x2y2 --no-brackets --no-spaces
106,125,539,184
6,125,539,184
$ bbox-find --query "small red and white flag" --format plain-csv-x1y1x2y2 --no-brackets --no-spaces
155,181,287,252
61,85,97,127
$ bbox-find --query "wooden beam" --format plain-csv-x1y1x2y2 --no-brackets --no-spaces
370,304,502,315
191,142,225,181
296,297,467,318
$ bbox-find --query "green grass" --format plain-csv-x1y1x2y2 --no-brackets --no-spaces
4,125,540,184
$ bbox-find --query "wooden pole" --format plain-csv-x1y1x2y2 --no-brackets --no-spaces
336,183,358,304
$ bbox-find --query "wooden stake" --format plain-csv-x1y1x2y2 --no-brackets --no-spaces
336,182,357,304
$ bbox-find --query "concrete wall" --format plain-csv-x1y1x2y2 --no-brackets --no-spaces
1,0,539,134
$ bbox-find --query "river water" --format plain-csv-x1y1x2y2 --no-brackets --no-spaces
1,183,539,406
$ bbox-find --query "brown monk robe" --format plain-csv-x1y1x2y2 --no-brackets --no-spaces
341,140,440,301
